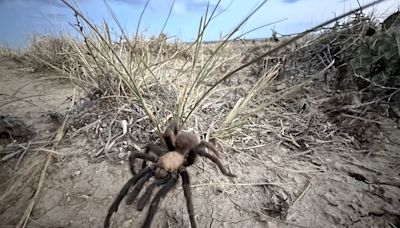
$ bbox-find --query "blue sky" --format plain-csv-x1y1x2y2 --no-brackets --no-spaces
0,0,398,48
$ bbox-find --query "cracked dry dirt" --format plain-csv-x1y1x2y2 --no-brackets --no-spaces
1,56,400,228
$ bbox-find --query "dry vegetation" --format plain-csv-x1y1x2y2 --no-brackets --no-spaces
1,0,399,227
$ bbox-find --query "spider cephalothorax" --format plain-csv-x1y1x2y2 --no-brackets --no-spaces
104,120,236,228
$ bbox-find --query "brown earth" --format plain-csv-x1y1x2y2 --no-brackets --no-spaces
0,56,399,228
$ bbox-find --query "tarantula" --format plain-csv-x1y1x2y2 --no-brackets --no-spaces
104,120,236,228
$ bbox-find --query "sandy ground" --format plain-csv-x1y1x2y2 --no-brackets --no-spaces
1,56,400,228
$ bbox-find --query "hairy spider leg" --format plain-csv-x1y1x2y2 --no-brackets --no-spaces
180,169,197,228
141,173,179,228
104,166,153,228
163,119,179,151
129,150,159,175
200,141,220,157
194,147,236,177
126,169,154,205
137,174,171,211
184,141,221,167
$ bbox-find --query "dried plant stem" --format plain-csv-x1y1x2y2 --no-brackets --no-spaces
290,177,311,209
16,88,76,228
189,181,297,188
341,113,395,126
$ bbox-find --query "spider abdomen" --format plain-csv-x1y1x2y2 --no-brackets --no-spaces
158,151,184,172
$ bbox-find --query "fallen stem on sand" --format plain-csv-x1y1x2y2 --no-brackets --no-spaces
188,181,297,188
16,88,76,228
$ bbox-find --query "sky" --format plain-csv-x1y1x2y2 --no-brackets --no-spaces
0,0,398,48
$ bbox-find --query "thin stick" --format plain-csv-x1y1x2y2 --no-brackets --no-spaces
189,181,297,188
32,148,68,156
15,141,32,170
16,153,52,228
341,113,396,126
240,144,267,150
16,88,76,228
290,177,311,209
0,93,53,108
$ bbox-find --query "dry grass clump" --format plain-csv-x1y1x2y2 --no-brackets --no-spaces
25,35,75,72
57,0,277,138
139,33,192,60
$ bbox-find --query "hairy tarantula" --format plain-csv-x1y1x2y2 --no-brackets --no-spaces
104,120,236,228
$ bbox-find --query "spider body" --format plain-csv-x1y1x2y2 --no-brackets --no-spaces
156,151,184,174
104,120,235,228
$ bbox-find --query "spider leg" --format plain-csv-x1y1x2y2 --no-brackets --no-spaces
129,151,158,175
195,147,236,177
126,169,154,205
200,140,220,157
141,173,178,228
137,174,170,211
104,166,153,228
180,169,197,228
162,119,179,151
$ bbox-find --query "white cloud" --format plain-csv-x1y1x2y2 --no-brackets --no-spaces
173,1,187,14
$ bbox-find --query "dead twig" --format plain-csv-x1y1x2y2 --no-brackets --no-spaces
341,113,397,126
16,88,76,228
189,181,297,188
15,141,32,170
290,176,311,209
